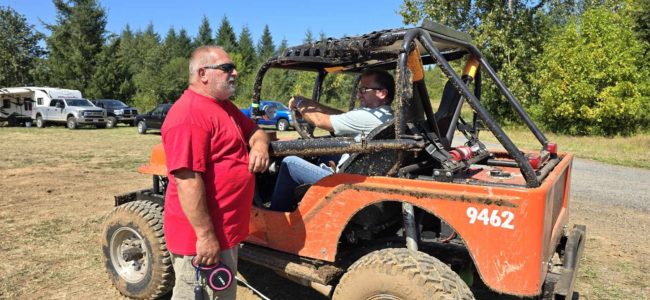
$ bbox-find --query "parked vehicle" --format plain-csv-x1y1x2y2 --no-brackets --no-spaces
103,22,585,300
240,100,296,131
134,103,171,134
12,87,108,129
92,99,138,128
0,87,80,127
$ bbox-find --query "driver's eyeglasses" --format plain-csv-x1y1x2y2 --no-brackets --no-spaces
203,63,237,73
357,87,383,94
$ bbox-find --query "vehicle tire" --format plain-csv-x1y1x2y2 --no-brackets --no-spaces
137,120,147,134
107,116,117,128
333,248,475,300
36,115,46,128
101,200,174,299
276,118,290,131
67,116,77,130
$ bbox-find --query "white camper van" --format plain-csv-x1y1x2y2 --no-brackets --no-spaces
0,87,107,129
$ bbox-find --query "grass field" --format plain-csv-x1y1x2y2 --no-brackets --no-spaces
0,125,648,299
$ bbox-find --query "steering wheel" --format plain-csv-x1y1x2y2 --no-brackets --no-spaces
291,109,315,139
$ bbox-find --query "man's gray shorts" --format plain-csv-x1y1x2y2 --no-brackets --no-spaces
171,247,238,300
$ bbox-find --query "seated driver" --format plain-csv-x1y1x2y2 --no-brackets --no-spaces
270,69,395,211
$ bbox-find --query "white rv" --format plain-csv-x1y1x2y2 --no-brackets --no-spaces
0,87,107,129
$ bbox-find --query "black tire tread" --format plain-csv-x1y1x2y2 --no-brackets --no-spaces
333,248,475,300
102,200,173,299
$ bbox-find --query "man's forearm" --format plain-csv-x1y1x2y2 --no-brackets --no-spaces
175,171,215,239
248,128,269,149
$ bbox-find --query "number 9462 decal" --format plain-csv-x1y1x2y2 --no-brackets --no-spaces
466,207,515,230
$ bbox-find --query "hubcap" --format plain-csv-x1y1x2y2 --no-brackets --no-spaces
109,227,149,283
138,122,145,133
67,119,74,128
37,118,42,127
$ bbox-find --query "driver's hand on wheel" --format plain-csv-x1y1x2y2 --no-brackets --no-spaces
289,95,308,110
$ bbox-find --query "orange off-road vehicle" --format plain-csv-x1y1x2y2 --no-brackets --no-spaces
102,21,585,299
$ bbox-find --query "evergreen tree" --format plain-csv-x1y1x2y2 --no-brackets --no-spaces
176,29,193,58
0,6,45,86
195,15,213,46
132,23,164,110
162,27,178,60
86,36,131,100
257,25,275,61
45,0,107,92
237,25,257,74
215,15,237,52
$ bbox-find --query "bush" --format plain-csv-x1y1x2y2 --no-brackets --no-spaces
532,6,649,136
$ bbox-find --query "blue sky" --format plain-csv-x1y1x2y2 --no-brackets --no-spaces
2,0,409,47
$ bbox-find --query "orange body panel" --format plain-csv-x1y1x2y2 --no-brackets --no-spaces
138,144,573,296
247,154,573,296
138,144,167,175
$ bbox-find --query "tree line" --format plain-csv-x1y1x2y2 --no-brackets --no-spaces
1,0,649,136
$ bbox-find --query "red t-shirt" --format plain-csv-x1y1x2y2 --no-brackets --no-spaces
161,88,258,255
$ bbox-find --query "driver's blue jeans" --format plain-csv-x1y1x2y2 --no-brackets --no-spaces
270,156,333,212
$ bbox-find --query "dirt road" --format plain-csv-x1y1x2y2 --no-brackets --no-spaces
0,127,648,299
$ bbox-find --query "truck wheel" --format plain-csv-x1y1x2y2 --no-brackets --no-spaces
333,248,474,300
67,117,77,129
276,118,290,131
101,200,174,299
36,115,46,128
107,116,117,128
137,121,147,134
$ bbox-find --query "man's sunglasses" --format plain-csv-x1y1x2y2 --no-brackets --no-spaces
203,63,237,73
357,87,383,94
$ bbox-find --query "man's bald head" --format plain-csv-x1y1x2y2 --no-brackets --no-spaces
189,46,226,84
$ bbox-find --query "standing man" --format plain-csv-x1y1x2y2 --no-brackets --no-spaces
162,46,270,299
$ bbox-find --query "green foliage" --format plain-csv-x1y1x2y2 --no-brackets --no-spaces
44,0,107,93
215,16,237,52
257,25,275,62
0,6,45,87
237,25,257,74
85,36,131,100
533,6,649,135
195,16,213,46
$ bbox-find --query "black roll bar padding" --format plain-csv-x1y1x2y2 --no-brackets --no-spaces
415,29,540,187
349,74,362,111
268,138,425,157
313,70,326,102
252,60,274,114
467,45,549,147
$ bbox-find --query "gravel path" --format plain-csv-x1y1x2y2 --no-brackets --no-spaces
571,158,650,211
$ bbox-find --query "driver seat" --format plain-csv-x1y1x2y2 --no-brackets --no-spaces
337,120,397,176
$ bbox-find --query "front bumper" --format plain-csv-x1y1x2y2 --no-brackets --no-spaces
77,117,106,124
542,224,587,300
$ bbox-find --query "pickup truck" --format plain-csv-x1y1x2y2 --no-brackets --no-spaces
33,98,107,129
240,100,295,131
92,99,138,128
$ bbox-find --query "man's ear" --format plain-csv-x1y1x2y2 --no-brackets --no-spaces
198,69,208,83
378,88,389,100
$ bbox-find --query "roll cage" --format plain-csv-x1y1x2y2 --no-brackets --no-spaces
251,20,557,188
